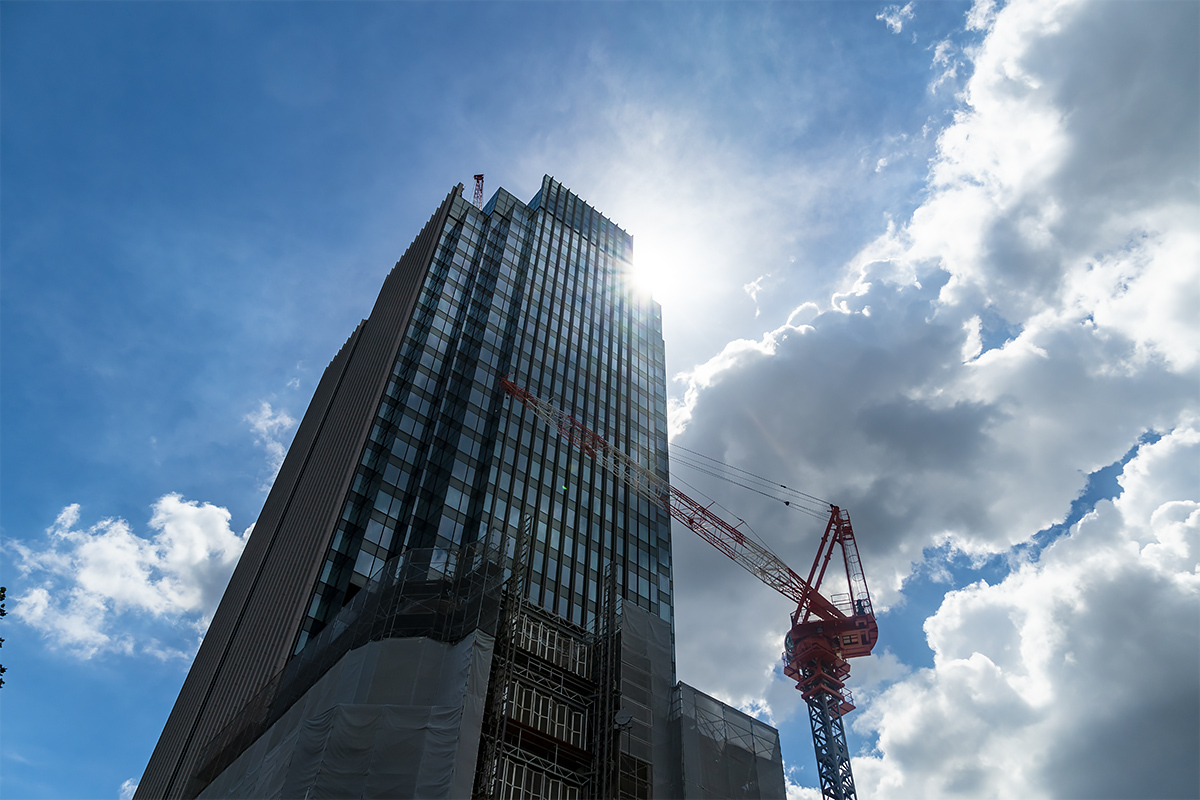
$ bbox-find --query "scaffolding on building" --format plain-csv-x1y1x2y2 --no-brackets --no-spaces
474,520,631,800
591,561,622,800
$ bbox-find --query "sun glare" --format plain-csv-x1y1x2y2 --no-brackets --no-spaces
631,259,664,299
630,235,691,305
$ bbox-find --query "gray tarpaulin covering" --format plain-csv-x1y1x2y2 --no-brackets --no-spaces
199,633,493,800
670,682,786,800
618,603,677,799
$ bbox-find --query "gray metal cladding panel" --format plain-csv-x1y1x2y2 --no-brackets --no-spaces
136,186,460,799
184,190,457,784
136,321,365,800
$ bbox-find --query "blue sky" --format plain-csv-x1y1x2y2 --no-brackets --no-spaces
2,2,1197,799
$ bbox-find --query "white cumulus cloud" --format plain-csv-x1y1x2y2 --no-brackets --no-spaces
852,422,1199,799
876,3,915,35
667,1,1199,794
7,495,250,659
245,400,297,491
744,273,773,318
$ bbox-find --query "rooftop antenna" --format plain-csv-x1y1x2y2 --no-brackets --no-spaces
473,174,485,209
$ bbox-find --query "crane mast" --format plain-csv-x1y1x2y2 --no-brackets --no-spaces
499,378,878,800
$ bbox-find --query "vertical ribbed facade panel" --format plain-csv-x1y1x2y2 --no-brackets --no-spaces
134,319,364,798
136,186,460,800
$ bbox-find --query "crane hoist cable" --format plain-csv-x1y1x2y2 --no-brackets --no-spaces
669,442,831,507
667,448,830,520
669,457,829,521
671,473,789,562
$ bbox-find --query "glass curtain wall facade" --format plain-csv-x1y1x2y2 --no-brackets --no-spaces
295,176,673,655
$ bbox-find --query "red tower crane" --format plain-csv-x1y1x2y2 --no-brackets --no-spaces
473,174,485,209
499,378,877,800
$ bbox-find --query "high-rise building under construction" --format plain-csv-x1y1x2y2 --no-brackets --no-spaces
137,176,786,799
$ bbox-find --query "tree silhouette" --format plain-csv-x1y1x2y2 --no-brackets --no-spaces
0,585,7,688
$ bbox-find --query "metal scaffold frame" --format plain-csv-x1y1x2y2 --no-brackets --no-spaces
590,561,621,799
476,516,533,800
475,514,625,800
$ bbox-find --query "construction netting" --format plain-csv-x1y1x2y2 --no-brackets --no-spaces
192,540,507,798
670,682,786,800
197,634,494,799
618,603,677,799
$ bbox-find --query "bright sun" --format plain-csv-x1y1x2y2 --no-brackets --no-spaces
631,259,664,299
630,236,689,305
